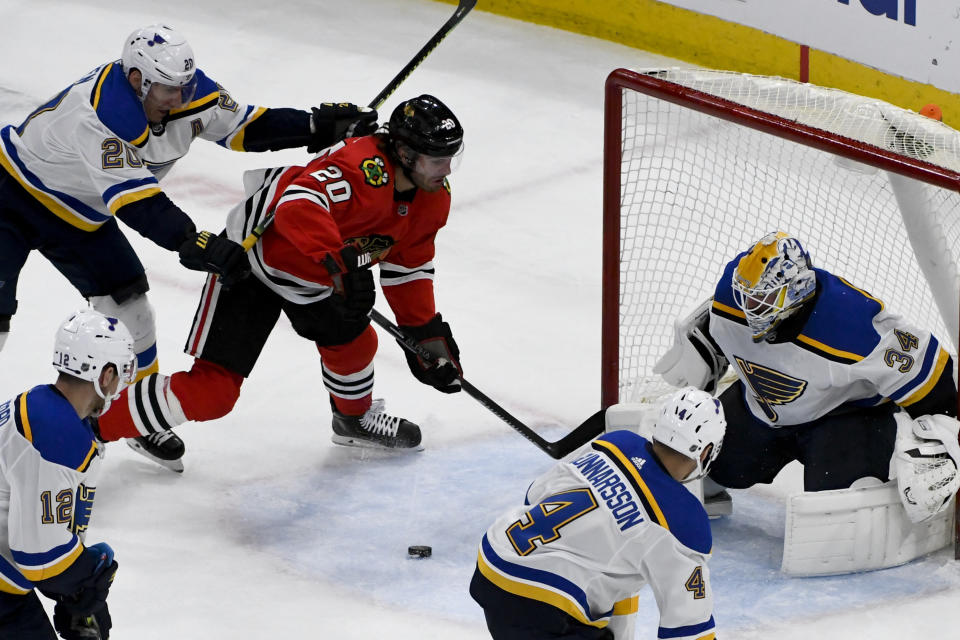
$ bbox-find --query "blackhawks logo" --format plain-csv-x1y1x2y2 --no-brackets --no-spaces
360,156,389,187
345,234,395,262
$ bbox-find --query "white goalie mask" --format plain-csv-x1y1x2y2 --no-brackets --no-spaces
121,24,198,104
53,310,136,415
731,231,817,342
652,387,726,483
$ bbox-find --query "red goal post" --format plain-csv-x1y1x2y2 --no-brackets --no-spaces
601,66,960,552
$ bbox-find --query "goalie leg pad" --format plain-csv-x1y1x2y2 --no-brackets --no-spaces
781,479,954,576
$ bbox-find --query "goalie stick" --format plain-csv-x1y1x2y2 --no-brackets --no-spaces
369,309,606,459
241,0,477,251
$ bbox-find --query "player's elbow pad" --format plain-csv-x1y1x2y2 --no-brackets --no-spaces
653,299,727,393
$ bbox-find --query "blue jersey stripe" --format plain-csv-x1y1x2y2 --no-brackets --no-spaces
1,127,112,224
101,176,159,206
889,335,939,402
480,534,611,622
658,616,716,638
11,535,80,567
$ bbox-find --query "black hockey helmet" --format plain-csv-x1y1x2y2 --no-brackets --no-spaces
388,95,463,158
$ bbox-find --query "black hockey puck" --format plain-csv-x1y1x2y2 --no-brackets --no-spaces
408,545,432,558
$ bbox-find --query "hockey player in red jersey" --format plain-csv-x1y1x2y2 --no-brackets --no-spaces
96,95,465,460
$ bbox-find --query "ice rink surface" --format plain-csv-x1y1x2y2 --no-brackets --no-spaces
1,0,959,637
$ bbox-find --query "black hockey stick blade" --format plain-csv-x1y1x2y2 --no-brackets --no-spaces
370,308,605,459
368,0,478,110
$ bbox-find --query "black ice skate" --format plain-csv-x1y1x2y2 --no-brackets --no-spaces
127,431,186,473
331,399,423,451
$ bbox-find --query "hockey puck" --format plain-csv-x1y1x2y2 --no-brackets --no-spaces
408,545,432,558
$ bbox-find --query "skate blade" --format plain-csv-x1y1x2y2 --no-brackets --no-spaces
125,439,185,473
331,434,424,452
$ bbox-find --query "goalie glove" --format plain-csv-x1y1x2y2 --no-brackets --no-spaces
893,412,960,523
398,313,462,394
653,298,728,393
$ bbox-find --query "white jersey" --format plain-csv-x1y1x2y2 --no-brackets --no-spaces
710,260,953,426
0,385,103,595
0,60,264,232
478,431,717,640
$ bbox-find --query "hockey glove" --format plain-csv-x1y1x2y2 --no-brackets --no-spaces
398,313,462,394
323,246,376,322
178,230,251,287
309,103,379,151
53,602,112,640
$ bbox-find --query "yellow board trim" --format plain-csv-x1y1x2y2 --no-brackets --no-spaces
18,541,84,582
900,347,951,407
229,106,268,151
593,440,668,530
477,550,607,628
712,300,745,319
434,0,960,120
795,334,865,363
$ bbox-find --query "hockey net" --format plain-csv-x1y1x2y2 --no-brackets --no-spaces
602,67,960,412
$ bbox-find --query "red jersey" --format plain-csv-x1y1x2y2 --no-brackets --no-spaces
225,137,451,326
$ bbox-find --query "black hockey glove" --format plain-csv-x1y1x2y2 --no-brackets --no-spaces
53,602,112,640
398,313,462,394
308,103,379,151
323,246,376,322
178,230,251,288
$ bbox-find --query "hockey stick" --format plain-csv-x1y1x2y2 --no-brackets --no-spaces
369,308,606,459
240,0,478,251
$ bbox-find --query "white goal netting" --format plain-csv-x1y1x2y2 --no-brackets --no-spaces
609,68,960,405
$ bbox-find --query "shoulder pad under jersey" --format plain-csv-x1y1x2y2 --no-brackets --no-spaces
592,431,712,554
12,385,99,472
89,61,150,147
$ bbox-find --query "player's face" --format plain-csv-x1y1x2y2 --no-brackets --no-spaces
143,83,187,123
407,146,463,192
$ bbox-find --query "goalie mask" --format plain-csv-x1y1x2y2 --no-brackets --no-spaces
732,231,817,342
652,387,726,483
53,309,136,415
121,24,198,106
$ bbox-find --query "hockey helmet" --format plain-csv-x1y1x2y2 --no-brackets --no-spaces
731,231,816,342
53,309,136,410
388,95,463,177
652,386,726,482
121,24,198,104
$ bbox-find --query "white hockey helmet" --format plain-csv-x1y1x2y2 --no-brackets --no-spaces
53,310,136,409
731,231,817,342
121,24,197,103
652,386,726,482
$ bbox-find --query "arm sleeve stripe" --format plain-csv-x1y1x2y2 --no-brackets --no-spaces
14,392,32,442
592,440,668,530
477,536,611,627
899,346,951,407
889,336,941,402
106,185,163,214
228,106,267,151
12,537,83,580
0,555,32,594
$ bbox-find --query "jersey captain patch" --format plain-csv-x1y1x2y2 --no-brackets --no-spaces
734,356,807,422
359,156,389,187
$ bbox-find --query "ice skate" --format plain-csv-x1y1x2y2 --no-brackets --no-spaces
127,431,186,473
331,399,423,451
